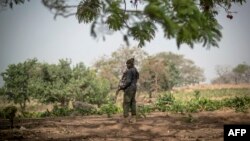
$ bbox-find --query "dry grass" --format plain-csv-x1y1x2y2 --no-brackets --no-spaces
172,84,250,93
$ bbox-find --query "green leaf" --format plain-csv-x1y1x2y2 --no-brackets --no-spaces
76,0,101,23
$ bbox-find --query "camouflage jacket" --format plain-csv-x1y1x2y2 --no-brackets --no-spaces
119,67,139,90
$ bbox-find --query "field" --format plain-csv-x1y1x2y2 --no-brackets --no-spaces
0,84,250,141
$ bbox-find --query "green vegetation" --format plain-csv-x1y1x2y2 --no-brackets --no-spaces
0,106,18,128
137,104,154,118
0,48,249,120
1,0,246,48
99,102,121,118
154,89,250,113
0,88,249,120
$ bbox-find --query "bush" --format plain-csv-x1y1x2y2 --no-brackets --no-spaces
154,90,238,113
40,106,73,117
137,104,154,118
52,106,73,116
73,101,97,115
40,109,52,117
224,96,250,112
1,106,18,128
170,101,186,113
99,102,120,117
21,111,43,118
75,108,97,116
155,92,175,112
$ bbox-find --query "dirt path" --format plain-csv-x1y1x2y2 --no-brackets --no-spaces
1,110,250,141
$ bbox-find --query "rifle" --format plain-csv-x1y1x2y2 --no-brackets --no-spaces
114,71,126,102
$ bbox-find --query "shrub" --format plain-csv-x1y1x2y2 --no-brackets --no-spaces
224,96,250,112
73,101,97,115
99,102,120,117
137,104,154,118
52,106,73,116
2,106,18,128
41,106,73,117
155,92,175,112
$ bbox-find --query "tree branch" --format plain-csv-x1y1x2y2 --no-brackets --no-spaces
54,12,76,19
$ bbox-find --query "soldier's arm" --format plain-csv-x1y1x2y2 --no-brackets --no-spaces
120,69,133,90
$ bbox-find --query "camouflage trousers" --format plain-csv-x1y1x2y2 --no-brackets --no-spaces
123,88,136,118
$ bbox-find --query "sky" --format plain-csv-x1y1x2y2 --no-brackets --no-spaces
0,0,250,86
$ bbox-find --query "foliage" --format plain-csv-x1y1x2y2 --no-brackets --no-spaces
154,89,250,113
29,59,74,107
140,52,205,95
40,106,73,117
136,104,154,118
233,63,250,84
39,0,246,48
94,46,148,89
1,58,111,116
99,102,120,117
155,92,175,112
0,0,29,9
29,60,110,108
2,0,246,47
51,105,73,116
1,58,38,113
72,68,110,107
2,105,17,119
212,63,250,84
72,101,98,115
2,106,18,128
224,96,250,112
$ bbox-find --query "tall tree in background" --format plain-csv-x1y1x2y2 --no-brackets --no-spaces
94,48,205,96
212,63,250,84
155,52,205,85
139,52,204,96
30,59,74,107
0,0,246,48
233,63,250,84
94,46,148,89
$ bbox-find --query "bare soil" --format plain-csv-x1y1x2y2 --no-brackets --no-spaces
0,109,250,141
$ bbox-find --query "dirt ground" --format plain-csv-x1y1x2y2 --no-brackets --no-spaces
0,109,250,141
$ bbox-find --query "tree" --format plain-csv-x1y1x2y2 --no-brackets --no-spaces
1,0,246,48
212,65,232,84
139,52,204,96
94,46,148,89
1,58,38,113
233,63,250,84
70,63,110,107
29,60,110,108
139,56,168,97
154,52,205,85
212,63,250,84
30,59,74,107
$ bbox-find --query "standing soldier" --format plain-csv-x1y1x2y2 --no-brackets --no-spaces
117,58,139,123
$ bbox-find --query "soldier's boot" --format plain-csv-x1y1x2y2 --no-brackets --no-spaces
130,115,136,123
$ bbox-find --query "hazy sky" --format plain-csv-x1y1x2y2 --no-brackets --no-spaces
0,1,250,86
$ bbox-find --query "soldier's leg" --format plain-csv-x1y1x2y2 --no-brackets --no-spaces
131,90,137,116
123,93,131,118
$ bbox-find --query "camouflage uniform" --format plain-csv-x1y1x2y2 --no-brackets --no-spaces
119,59,139,118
